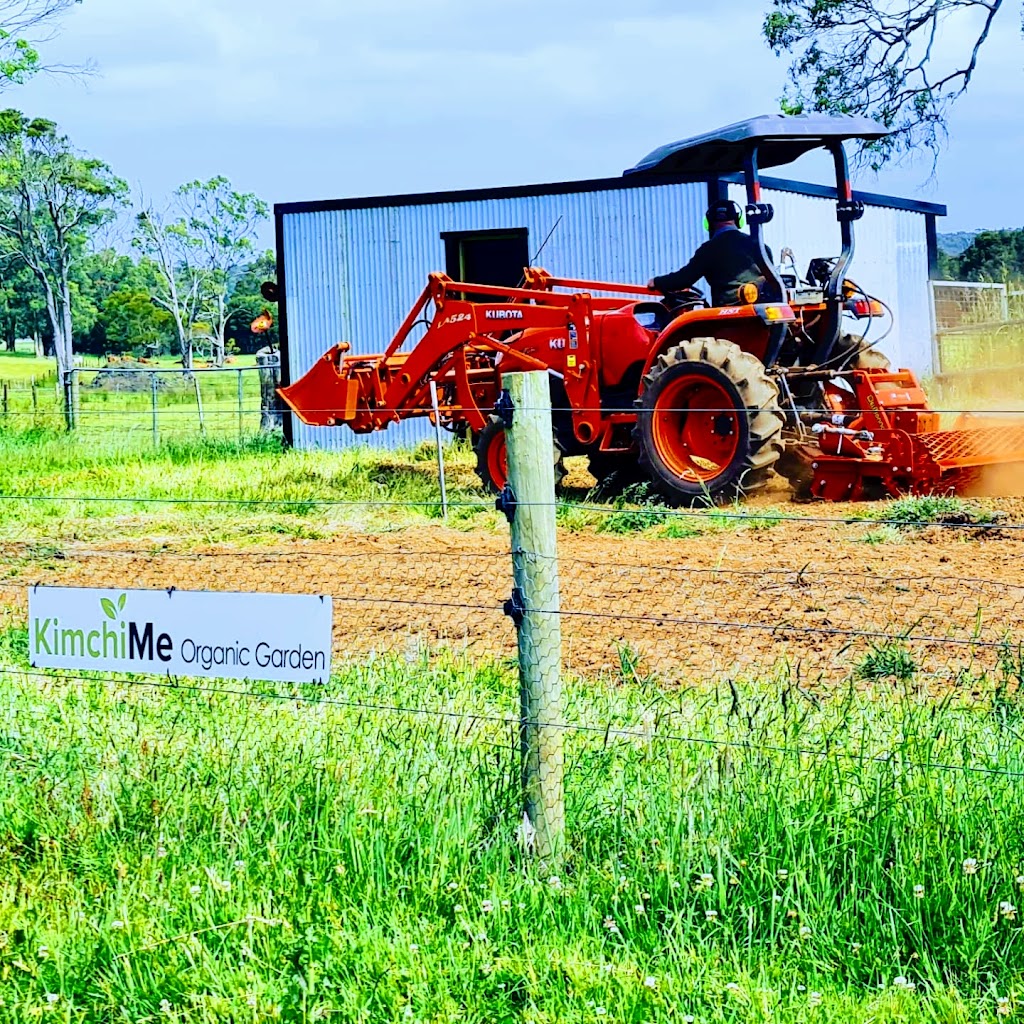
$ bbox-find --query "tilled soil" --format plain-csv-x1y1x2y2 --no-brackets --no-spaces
4,500,1024,691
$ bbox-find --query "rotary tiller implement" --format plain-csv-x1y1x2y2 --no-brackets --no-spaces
279,115,1024,503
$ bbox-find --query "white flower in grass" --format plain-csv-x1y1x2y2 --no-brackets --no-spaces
603,916,620,935
799,926,812,938
696,873,714,890
1000,901,1017,921
777,869,789,881
110,920,125,930
643,976,657,989
893,976,915,990
705,909,718,921
156,846,168,859
233,860,246,871
634,904,646,915
724,982,741,994
409,944,419,952
45,994,59,1004
159,1000,172,1014
851,943,862,954
453,904,465,913
189,885,201,897
913,885,925,899
37,946,49,960
446,881,458,891
997,997,1012,1017
963,858,979,876
501,900,510,909
809,992,822,1007
481,900,494,914
548,875,563,890
683,1017,695,1023
595,1008,607,1017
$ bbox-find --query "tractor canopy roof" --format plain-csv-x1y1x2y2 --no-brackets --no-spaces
624,113,888,176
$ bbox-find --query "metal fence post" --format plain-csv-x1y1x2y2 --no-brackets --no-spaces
237,368,244,441
2,383,7,423
502,370,565,864
428,379,449,521
31,377,37,427
151,373,159,447
63,370,74,431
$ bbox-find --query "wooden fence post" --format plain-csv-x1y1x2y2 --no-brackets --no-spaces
502,370,565,864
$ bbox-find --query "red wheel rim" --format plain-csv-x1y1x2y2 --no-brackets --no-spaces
651,374,741,483
486,430,508,490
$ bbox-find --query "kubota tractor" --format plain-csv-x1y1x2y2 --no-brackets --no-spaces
278,114,1024,504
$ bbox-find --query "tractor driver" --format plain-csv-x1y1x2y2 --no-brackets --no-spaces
647,199,775,308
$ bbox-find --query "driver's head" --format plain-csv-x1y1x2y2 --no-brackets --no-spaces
704,199,745,234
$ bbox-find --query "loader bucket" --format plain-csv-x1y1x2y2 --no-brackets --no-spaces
278,351,360,427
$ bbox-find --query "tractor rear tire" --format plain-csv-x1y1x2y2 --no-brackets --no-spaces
473,414,566,494
837,333,890,370
635,337,784,505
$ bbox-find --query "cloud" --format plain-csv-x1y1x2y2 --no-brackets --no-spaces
9,0,1023,230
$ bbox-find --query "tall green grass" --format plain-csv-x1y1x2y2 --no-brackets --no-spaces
0,428,496,543
0,642,1023,1022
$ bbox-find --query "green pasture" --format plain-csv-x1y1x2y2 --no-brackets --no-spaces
0,633,1023,1022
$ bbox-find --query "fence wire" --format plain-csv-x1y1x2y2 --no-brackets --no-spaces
2,532,1022,696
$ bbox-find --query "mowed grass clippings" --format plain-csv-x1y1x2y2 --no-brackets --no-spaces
1,642,1024,1022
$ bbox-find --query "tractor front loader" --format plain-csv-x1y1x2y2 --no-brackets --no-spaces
279,115,1024,504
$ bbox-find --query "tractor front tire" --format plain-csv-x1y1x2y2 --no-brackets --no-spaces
473,414,566,494
635,337,784,505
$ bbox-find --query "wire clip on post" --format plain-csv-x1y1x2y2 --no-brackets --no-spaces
503,586,526,626
496,485,517,523
494,389,514,428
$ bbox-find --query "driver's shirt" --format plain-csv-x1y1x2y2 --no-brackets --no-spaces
652,225,775,307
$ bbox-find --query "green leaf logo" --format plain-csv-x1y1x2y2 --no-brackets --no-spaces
100,594,127,620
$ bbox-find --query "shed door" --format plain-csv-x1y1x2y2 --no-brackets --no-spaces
443,229,529,293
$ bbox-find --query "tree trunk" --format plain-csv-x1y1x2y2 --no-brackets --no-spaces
33,333,44,358
257,346,282,433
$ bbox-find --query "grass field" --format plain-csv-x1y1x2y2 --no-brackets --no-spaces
2,426,1024,1021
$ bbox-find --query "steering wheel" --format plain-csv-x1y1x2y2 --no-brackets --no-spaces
659,287,706,313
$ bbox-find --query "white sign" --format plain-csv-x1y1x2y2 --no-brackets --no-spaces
28,586,333,684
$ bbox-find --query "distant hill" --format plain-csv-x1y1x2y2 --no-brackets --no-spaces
937,231,978,256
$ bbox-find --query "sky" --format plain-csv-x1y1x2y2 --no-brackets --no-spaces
10,0,1024,242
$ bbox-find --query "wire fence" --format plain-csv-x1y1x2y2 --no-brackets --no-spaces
0,362,282,443
3,368,1024,860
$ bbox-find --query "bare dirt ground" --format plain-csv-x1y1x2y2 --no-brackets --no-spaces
4,489,1024,691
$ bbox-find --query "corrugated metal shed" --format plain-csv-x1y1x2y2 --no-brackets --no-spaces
278,172,944,451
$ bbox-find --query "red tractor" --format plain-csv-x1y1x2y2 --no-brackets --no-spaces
279,115,1024,503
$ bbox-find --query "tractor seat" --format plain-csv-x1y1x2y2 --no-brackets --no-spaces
633,301,681,333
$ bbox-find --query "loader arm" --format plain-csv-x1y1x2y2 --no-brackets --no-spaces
279,272,602,436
